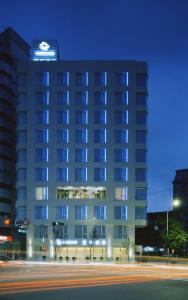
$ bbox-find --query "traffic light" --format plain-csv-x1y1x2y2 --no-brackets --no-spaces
3,218,11,226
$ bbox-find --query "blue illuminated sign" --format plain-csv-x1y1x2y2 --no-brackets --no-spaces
32,40,58,61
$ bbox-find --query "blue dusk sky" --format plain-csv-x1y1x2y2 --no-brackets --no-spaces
1,0,188,212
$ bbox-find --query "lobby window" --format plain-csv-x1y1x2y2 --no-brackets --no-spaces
94,129,106,143
17,187,26,201
16,206,26,220
35,168,48,182
94,149,106,162
136,149,147,163
135,188,147,201
114,111,128,124
35,91,49,105
17,149,26,163
75,205,87,220
136,73,147,87
17,111,26,126
57,110,69,124
57,91,69,105
135,168,147,182
75,168,87,182
35,187,48,201
18,93,27,105
114,206,127,220
75,72,88,86
115,72,128,86
56,206,68,220
135,207,147,219
75,110,88,124
75,129,88,143
34,225,48,238
56,148,68,162
94,168,106,182
18,130,27,144
114,91,128,105
115,187,128,201
75,91,88,106
114,129,128,144
114,225,127,239
136,131,147,144
35,72,49,86
93,225,105,238
35,110,49,125
35,148,48,162
57,72,69,86
94,206,106,220
75,225,87,238
35,129,48,144
94,110,106,124
56,129,68,143
17,168,26,181
94,91,107,105
35,205,48,220
136,93,147,106
114,149,127,163
75,149,87,163
136,111,147,125
56,168,68,182
94,72,107,86
114,168,127,182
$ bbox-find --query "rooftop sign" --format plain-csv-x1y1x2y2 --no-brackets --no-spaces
31,39,58,61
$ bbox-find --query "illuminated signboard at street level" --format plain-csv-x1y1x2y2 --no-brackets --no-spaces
0,235,12,243
31,39,59,61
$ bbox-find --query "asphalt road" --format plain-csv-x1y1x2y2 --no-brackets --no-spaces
0,262,188,300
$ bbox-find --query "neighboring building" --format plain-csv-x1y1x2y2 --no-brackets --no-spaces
0,28,29,244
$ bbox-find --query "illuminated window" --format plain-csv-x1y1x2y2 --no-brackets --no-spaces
35,110,49,125
75,129,88,143
114,111,127,124
114,168,127,182
94,91,107,105
56,129,68,143
35,149,48,162
114,206,127,220
56,168,68,182
57,91,69,105
94,110,106,124
35,187,48,201
35,72,49,86
114,149,127,163
35,206,48,220
75,91,88,105
35,168,48,182
115,187,128,201
114,91,128,105
114,129,128,144
94,206,106,220
94,168,106,182
75,205,87,220
94,149,106,162
57,110,69,124
75,168,87,182
94,72,107,86
75,149,87,163
94,129,106,143
56,148,68,162
115,72,128,86
57,72,69,86
35,129,48,144
75,110,88,124
35,91,49,105
56,206,68,219
76,72,88,86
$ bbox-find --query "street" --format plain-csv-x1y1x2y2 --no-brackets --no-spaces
0,262,188,299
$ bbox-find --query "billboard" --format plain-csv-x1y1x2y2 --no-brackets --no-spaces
31,40,59,61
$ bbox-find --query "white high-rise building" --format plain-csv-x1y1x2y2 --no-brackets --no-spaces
16,39,148,261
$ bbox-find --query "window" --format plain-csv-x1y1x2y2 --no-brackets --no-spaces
94,168,106,182
115,187,128,201
56,168,68,182
135,168,147,182
75,110,88,124
35,129,48,144
56,206,68,219
56,148,68,162
18,93,27,105
136,111,147,125
18,73,27,88
135,188,147,201
114,168,127,182
135,207,147,219
17,168,26,181
114,225,127,239
35,168,48,182
94,206,106,220
114,91,128,105
93,225,105,238
114,206,127,220
136,131,147,144
75,91,88,105
94,91,107,105
75,225,87,238
94,129,106,143
35,149,48,162
114,149,127,163
57,91,69,105
94,72,107,86
57,129,68,143
35,205,48,220
94,149,106,162
17,187,26,202
75,168,87,182
35,72,49,86
114,129,128,144
17,111,26,126
75,205,87,220
57,110,69,124
35,187,48,201
16,206,26,220
53,224,68,239
136,73,147,87
115,72,128,86
57,72,69,86
17,130,27,144
76,72,88,86
114,111,127,124
136,149,146,163
35,91,49,105
75,149,87,163
75,129,88,143
34,225,48,238
136,93,147,106
17,149,26,163
94,110,106,124
35,110,49,125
